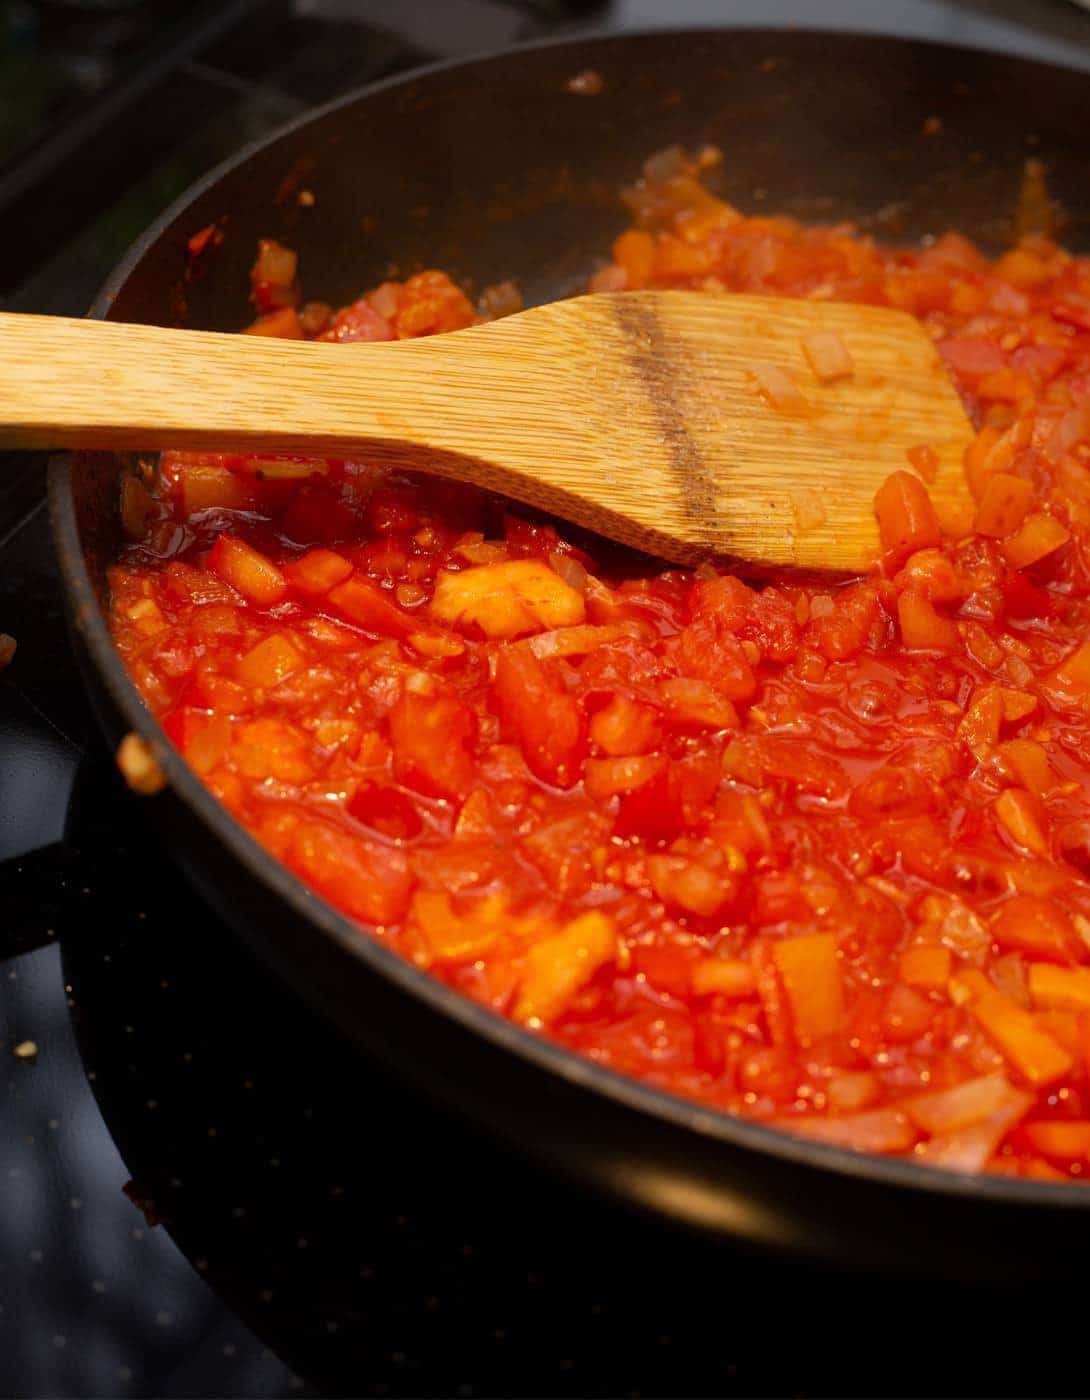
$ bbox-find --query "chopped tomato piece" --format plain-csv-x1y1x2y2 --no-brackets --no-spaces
973,473,1033,539
327,574,414,637
235,632,305,689
494,647,583,788
991,895,1077,965
955,972,1074,1086
284,549,353,596
874,471,942,564
1023,1120,1090,1160
288,819,411,925
513,912,617,1025
897,590,960,652
208,535,288,607
773,933,844,1044
389,691,475,801
614,754,719,841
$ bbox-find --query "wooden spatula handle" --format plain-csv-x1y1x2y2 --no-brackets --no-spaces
0,308,584,462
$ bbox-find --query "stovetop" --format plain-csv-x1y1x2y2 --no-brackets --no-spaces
5,1,1090,1396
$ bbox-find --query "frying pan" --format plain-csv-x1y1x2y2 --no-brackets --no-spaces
47,28,1090,1278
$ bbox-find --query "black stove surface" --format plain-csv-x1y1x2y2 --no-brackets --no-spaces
5,2,1090,1396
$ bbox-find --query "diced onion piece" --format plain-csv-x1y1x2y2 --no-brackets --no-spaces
748,362,810,416
825,1072,881,1114
244,307,303,339
431,560,585,639
659,677,739,731
116,732,166,795
547,551,588,594
528,624,626,660
612,230,656,289
252,238,297,289
773,1108,915,1155
478,280,523,319
958,687,1002,760
179,461,252,514
643,144,687,182
184,713,232,775
791,490,827,531
590,264,627,293
915,1090,1033,1173
367,282,401,320
904,1072,1018,1135
299,301,331,336
648,852,736,918
801,330,854,382
588,695,660,755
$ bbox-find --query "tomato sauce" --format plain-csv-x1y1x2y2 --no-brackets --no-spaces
109,150,1090,1179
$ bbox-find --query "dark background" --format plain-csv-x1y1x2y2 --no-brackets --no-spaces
2,2,1090,1396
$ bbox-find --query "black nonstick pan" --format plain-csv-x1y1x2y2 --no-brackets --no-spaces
46,28,1090,1278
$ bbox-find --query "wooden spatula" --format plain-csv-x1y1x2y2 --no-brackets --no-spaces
0,291,974,572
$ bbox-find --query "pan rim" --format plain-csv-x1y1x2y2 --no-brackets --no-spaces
49,24,1090,1214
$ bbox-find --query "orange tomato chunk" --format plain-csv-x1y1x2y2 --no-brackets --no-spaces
874,471,942,563
208,535,288,606
772,933,844,1043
